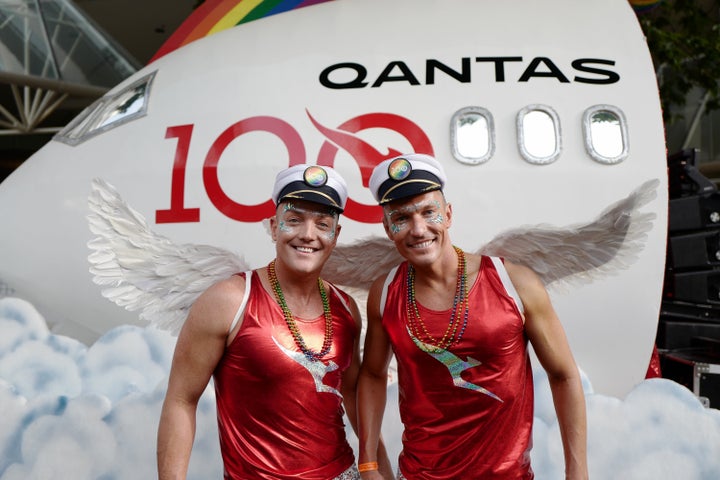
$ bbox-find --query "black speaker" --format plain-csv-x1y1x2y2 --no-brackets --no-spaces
669,230,720,269
667,270,720,305
657,318,720,350
668,194,720,232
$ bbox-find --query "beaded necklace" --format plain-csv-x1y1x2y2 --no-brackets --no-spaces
406,246,470,351
267,260,333,361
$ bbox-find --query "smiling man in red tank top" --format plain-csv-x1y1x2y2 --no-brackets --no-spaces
356,154,588,480
157,164,392,479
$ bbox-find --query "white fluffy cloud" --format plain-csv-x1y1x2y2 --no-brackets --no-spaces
1,297,719,479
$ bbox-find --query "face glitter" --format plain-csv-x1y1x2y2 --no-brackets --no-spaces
278,220,291,233
277,203,339,239
385,199,444,234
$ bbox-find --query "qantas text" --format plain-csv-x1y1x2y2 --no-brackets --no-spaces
319,57,619,89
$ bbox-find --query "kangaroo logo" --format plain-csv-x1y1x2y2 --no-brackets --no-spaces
272,336,342,398
408,328,502,402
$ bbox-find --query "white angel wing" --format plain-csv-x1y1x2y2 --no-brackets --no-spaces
87,176,658,334
478,179,659,289
87,178,248,334
322,179,659,291
324,236,404,290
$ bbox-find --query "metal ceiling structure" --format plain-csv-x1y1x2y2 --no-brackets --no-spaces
0,0,193,181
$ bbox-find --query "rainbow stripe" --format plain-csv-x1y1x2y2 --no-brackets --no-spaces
150,0,333,63
151,0,659,63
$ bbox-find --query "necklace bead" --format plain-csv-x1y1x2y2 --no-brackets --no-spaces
268,260,333,360
406,246,470,351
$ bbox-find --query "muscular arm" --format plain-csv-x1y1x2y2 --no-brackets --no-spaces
505,261,589,480
341,295,363,436
357,276,396,479
157,276,246,479
340,294,394,478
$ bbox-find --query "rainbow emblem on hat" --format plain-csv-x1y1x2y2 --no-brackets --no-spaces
303,166,328,187
388,158,412,181
151,0,334,62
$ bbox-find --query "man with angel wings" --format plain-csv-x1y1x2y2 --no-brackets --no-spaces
355,154,589,480
151,165,392,479
88,148,656,479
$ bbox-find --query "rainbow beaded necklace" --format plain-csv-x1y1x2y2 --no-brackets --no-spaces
267,259,333,361
406,246,470,351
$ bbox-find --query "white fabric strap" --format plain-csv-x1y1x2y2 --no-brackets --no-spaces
329,283,352,314
380,265,400,314
490,257,524,315
228,270,253,334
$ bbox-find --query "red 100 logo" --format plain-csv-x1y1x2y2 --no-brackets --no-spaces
155,111,434,224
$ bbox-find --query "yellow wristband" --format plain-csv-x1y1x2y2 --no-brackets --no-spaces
358,461,379,473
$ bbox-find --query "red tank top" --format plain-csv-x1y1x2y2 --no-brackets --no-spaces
213,271,357,479
383,257,534,479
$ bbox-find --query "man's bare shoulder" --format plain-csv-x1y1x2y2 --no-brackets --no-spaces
186,273,250,333
197,273,247,304
503,260,542,286
503,260,552,312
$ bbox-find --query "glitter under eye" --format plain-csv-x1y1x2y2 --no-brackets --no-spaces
277,204,339,239
428,213,444,224
278,220,292,233
390,223,405,234
386,200,445,234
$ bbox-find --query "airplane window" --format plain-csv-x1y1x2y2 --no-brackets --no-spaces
517,105,561,165
583,105,628,164
55,71,156,146
451,107,495,165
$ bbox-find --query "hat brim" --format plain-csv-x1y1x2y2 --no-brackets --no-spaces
276,182,344,212
377,174,443,205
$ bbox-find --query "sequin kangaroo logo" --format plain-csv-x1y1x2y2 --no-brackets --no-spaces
272,336,342,398
408,329,503,402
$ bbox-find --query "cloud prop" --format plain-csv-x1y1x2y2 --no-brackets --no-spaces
0,297,718,479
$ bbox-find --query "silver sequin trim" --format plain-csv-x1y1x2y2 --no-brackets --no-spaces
334,464,360,480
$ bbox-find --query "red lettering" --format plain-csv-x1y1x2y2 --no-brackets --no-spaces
316,112,434,223
156,125,201,223
203,117,305,222
159,113,432,225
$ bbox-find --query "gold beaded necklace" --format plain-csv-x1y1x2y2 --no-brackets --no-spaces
406,246,470,351
267,259,333,360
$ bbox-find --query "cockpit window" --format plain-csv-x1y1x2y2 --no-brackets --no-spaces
54,71,156,146
451,106,495,165
583,105,628,164
517,104,562,165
